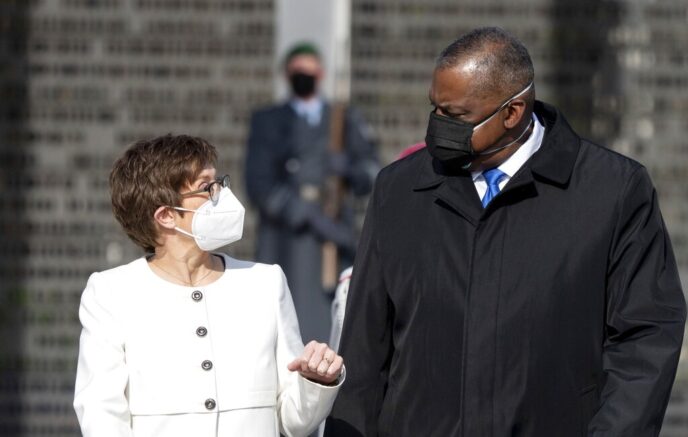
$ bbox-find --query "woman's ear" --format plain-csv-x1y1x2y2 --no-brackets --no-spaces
153,206,177,230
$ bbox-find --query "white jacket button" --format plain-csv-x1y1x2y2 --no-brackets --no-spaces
201,360,213,370
205,398,216,410
196,326,207,337
191,290,203,301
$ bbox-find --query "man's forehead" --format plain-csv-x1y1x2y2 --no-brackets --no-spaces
430,66,485,107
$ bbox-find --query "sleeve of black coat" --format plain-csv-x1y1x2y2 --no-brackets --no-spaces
324,177,393,437
589,166,686,436
245,109,312,229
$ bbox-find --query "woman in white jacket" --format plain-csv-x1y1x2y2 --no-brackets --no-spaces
73,134,344,437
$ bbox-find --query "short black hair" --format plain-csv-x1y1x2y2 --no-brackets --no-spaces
283,42,320,68
436,27,534,101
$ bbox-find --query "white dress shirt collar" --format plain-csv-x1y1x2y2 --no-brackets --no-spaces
290,97,324,126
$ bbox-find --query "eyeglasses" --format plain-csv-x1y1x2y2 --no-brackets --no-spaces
181,174,230,203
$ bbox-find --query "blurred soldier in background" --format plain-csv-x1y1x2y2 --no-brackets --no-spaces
245,43,378,343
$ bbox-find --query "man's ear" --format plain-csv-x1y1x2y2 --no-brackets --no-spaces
503,100,527,129
153,206,177,230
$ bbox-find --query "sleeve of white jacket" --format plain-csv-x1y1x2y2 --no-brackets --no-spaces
273,265,345,437
73,272,133,437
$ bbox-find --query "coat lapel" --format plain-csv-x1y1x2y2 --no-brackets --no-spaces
487,103,581,211
413,152,483,226
528,101,580,187
487,169,537,212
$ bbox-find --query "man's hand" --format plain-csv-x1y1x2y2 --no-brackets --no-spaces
287,340,343,385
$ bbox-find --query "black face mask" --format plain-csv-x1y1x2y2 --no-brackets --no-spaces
425,82,534,166
289,73,317,98
425,111,481,165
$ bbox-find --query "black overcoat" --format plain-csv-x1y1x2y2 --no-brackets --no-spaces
325,102,686,436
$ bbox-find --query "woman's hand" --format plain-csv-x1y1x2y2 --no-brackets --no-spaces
287,340,343,385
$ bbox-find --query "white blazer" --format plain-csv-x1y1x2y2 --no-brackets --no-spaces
74,254,342,437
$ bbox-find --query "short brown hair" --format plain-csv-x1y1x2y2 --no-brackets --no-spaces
109,134,218,252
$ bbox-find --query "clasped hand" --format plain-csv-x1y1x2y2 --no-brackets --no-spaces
287,340,343,385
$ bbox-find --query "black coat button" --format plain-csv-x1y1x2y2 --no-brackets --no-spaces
205,398,216,410
191,290,203,301
196,326,207,337
202,360,213,370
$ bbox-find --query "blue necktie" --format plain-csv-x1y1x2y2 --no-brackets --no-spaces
481,168,507,208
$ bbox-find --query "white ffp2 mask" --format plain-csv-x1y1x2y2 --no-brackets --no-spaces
172,187,245,251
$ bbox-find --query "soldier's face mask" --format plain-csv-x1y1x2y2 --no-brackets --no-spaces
289,72,317,98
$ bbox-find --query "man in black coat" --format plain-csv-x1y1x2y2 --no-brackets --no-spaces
245,43,378,343
325,27,686,436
